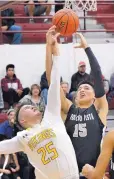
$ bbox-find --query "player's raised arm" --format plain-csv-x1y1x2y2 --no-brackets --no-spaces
0,136,24,154
46,26,61,116
74,33,108,126
46,26,72,116
82,131,114,179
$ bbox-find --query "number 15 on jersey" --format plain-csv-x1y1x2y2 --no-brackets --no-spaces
73,123,87,137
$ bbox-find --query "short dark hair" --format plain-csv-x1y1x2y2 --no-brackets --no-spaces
77,80,94,91
6,64,15,71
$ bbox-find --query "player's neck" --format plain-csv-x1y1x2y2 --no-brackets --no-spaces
25,118,42,128
26,122,40,129
78,102,93,109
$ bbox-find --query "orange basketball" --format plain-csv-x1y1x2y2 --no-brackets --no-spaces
52,8,79,36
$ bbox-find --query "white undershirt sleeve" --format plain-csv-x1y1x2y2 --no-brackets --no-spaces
0,136,24,154
46,56,61,117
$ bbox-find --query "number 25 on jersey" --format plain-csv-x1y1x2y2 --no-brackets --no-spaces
37,141,58,165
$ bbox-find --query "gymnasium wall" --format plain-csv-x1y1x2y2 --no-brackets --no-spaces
0,43,113,88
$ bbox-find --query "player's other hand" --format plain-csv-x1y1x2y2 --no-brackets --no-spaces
10,167,16,172
82,164,95,179
4,169,11,174
46,25,60,45
74,33,88,49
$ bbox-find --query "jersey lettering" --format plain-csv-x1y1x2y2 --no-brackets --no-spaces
37,141,59,165
73,123,87,137
70,113,94,122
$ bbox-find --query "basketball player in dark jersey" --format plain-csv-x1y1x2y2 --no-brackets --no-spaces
82,130,114,179
46,26,108,179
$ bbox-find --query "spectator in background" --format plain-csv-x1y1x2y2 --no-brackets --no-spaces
25,0,51,23
40,71,49,105
0,153,20,179
61,81,72,101
0,136,20,179
1,8,22,44
16,152,35,179
1,64,29,108
40,71,63,105
110,72,114,90
0,88,4,110
103,78,110,95
70,61,92,93
55,0,65,13
13,120,34,179
0,109,15,140
19,84,45,115
106,72,114,102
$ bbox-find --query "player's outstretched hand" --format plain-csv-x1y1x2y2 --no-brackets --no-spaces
46,25,60,45
82,164,95,179
74,33,88,49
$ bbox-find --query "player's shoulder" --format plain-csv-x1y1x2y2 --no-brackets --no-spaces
17,128,31,138
106,130,114,141
68,104,77,113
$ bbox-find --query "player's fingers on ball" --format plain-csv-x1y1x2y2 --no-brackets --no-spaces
75,32,81,37
74,43,82,48
75,32,84,40
49,25,56,31
47,26,56,34
49,29,56,35
55,32,60,38
46,29,55,37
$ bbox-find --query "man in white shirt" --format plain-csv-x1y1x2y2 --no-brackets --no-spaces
0,26,79,179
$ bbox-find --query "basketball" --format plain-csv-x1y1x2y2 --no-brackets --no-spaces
52,8,79,36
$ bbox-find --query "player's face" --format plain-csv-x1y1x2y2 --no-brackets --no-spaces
76,84,95,105
19,105,42,127
61,83,69,94
7,68,14,77
32,86,40,96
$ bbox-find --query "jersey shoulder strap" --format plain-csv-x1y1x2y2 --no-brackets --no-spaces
65,104,78,123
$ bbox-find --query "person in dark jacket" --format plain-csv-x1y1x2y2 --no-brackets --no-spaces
40,71,49,105
1,64,29,108
70,61,92,93
1,8,22,44
40,71,63,105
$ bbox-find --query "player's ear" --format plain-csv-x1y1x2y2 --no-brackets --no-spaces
93,95,96,105
19,118,26,125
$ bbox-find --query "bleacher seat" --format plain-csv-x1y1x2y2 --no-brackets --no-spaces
0,113,8,124
87,2,114,34
96,14,114,24
18,23,52,30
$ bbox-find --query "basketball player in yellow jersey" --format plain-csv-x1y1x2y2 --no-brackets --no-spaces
0,26,79,179
82,130,114,179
